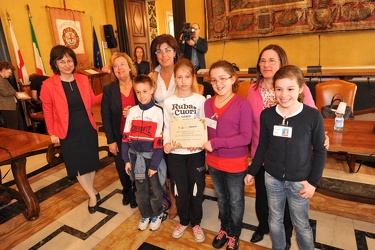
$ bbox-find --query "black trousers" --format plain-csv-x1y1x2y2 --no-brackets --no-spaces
168,151,206,227
254,167,293,241
1,109,18,130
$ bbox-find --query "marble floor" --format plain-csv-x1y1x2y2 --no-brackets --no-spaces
1,109,375,250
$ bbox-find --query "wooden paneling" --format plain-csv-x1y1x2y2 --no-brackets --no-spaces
126,0,150,60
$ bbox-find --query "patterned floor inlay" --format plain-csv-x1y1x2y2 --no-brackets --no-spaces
2,163,375,249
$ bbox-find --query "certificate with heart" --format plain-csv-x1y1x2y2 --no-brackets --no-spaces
170,118,208,148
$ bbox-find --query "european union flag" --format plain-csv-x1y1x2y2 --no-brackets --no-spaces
93,27,103,69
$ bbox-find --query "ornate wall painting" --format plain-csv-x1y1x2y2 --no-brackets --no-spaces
206,0,375,42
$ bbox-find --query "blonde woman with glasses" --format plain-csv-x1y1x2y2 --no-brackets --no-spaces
101,52,139,208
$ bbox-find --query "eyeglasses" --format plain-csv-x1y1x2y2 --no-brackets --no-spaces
57,59,74,65
210,76,232,85
155,48,174,55
6,69,12,74
259,58,279,66
113,62,129,68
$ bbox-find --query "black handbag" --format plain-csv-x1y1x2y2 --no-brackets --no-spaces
321,93,354,120
0,112,7,128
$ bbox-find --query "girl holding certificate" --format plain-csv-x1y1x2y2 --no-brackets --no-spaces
202,60,253,250
163,58,207,243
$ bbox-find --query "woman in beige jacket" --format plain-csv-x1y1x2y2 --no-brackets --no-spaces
0,61,19,129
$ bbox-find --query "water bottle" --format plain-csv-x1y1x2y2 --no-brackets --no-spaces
334,112,344,131
334,102,347,131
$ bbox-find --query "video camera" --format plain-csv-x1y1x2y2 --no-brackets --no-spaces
181,22,195,42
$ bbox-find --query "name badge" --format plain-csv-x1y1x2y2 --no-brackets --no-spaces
273,125,292,138
206,117,217,129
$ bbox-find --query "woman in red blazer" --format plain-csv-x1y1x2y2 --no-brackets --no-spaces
40,45,102,214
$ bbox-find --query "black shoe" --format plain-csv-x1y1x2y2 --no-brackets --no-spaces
212,229,228,249
285,242,291,250
96,193,101,202
122,195,131,206
88,196,98,214
130,199,138,208
226,235,239,250
250,231,265,243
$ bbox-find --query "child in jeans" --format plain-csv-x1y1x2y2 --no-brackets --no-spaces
245,65,327,250
202,60,253,250
122,74,166,231
163,58,207,242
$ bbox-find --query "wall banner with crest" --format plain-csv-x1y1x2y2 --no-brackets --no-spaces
47,6,88,68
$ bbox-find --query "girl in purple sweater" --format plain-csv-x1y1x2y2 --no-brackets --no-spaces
202,60,253,250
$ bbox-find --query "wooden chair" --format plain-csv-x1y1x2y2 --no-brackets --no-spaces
237,80,251,98
197,83,204,95
315,79,357,113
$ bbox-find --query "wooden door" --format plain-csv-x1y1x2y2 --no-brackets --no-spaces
125,0,150,61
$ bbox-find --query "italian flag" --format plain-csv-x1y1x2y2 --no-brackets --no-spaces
9,21,29,85
29,17,46,76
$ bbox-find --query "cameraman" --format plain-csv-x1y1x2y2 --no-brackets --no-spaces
179,23,208,77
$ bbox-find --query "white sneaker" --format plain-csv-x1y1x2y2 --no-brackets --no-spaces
138,217,150,231
172,224,188,239
192,224,205,243
149,213,163,231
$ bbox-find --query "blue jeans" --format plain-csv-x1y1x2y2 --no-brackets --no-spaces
208,166,246,237
265,172,314,250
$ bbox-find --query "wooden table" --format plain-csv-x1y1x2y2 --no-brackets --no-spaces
324,119,375,172
77,68,108,95
0,128,51,220
307,68,375,78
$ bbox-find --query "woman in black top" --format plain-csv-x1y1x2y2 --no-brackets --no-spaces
101,52,139,208
133,46,150,75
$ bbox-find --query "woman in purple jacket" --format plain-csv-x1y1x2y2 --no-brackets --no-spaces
202,60,253,250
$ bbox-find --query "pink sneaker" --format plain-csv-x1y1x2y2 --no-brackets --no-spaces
172,224,188,238
192,224,205,243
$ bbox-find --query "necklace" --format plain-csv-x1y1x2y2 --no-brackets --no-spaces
60,75,74,91
217,93,233,103
120,81,132,88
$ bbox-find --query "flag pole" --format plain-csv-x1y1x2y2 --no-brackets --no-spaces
6,10,10,24
7,10,30,127
27,4,46,76
92,17,103,69
26,4,31,18
102,41,107,66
